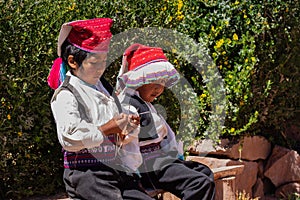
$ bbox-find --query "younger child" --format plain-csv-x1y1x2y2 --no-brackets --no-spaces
117,43,216,200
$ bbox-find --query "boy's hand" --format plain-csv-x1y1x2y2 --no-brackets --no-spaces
117,114,140,140
126,114,140,132
99,113,140,139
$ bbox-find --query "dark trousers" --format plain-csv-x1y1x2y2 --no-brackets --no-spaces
63,164,155,200
140,159,215,200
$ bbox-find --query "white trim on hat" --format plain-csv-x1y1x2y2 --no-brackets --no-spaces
57,23,72,57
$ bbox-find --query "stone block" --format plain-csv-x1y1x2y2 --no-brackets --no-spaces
264,146,300,187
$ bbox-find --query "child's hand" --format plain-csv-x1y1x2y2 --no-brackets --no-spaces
99,113,140,140
117,114,140,140
126,114,140,132
99,113,129,136
129,114,140,125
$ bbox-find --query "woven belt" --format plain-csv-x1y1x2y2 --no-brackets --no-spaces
140,142,161,154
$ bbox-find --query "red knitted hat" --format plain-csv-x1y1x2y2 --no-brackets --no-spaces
116,43,179,90
123,43,168,71
57,18,113,56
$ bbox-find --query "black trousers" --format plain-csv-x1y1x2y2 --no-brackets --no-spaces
140,159,215,200
63,164,155,200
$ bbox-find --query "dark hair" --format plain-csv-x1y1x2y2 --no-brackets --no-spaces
61,40,89,67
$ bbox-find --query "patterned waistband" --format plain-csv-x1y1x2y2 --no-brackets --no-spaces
63,146,117,169
140,142,161,154
64,136,119,169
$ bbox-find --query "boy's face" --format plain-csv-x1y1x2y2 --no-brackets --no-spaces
136,81,165,102
73,53,107,85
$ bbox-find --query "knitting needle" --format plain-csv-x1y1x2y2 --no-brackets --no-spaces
139,111,151,115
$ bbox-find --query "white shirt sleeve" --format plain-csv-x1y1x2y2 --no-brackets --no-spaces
51,90,104,152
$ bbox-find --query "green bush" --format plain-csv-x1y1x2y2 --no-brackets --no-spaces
0,0,299,199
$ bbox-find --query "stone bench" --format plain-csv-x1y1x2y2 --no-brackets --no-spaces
158,156,245,200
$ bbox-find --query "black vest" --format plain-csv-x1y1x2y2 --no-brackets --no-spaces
123,94,159,142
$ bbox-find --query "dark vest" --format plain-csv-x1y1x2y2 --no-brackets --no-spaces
123,93,159,142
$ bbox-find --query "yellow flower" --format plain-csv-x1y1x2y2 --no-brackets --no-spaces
211,26,215,32
172,48,177,53
219,65,222,70
215,39,224,49
7,114,11,120
177,14,184,21
234,1,239,5
228,74,233,79
244,14,247,18
68,2,76,11
251,57,256,62
224,61,228,65
233,33,239,41
178,0,183,11
169,16,173,22
225,20,229,26
18,132,22,137
230,127,235,132
245,58,248,63
200,93,207,99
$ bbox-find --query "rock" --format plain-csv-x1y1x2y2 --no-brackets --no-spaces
228,160,258,198
185,156,232,169
186,156,257,198
257,160,265,178
239,136,272,161
264,145,300,187
215,176,236,200
212,165,244,180
253,178,265,200
263,178,276,196
275,182,300,199
189,136,271,161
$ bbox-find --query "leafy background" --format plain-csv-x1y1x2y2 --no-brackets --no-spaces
0,0,299,199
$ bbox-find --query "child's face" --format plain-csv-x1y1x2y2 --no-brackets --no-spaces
73,53,107,85
136,82,165,102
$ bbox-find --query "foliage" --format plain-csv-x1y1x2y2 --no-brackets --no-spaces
0,0,299,199
236,190,259,200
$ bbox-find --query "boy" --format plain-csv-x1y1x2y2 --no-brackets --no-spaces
117,43,216,200
49,19,155,200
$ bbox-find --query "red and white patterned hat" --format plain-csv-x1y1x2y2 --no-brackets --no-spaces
57,18,113,56
117,43,180,90
48,18,113,90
